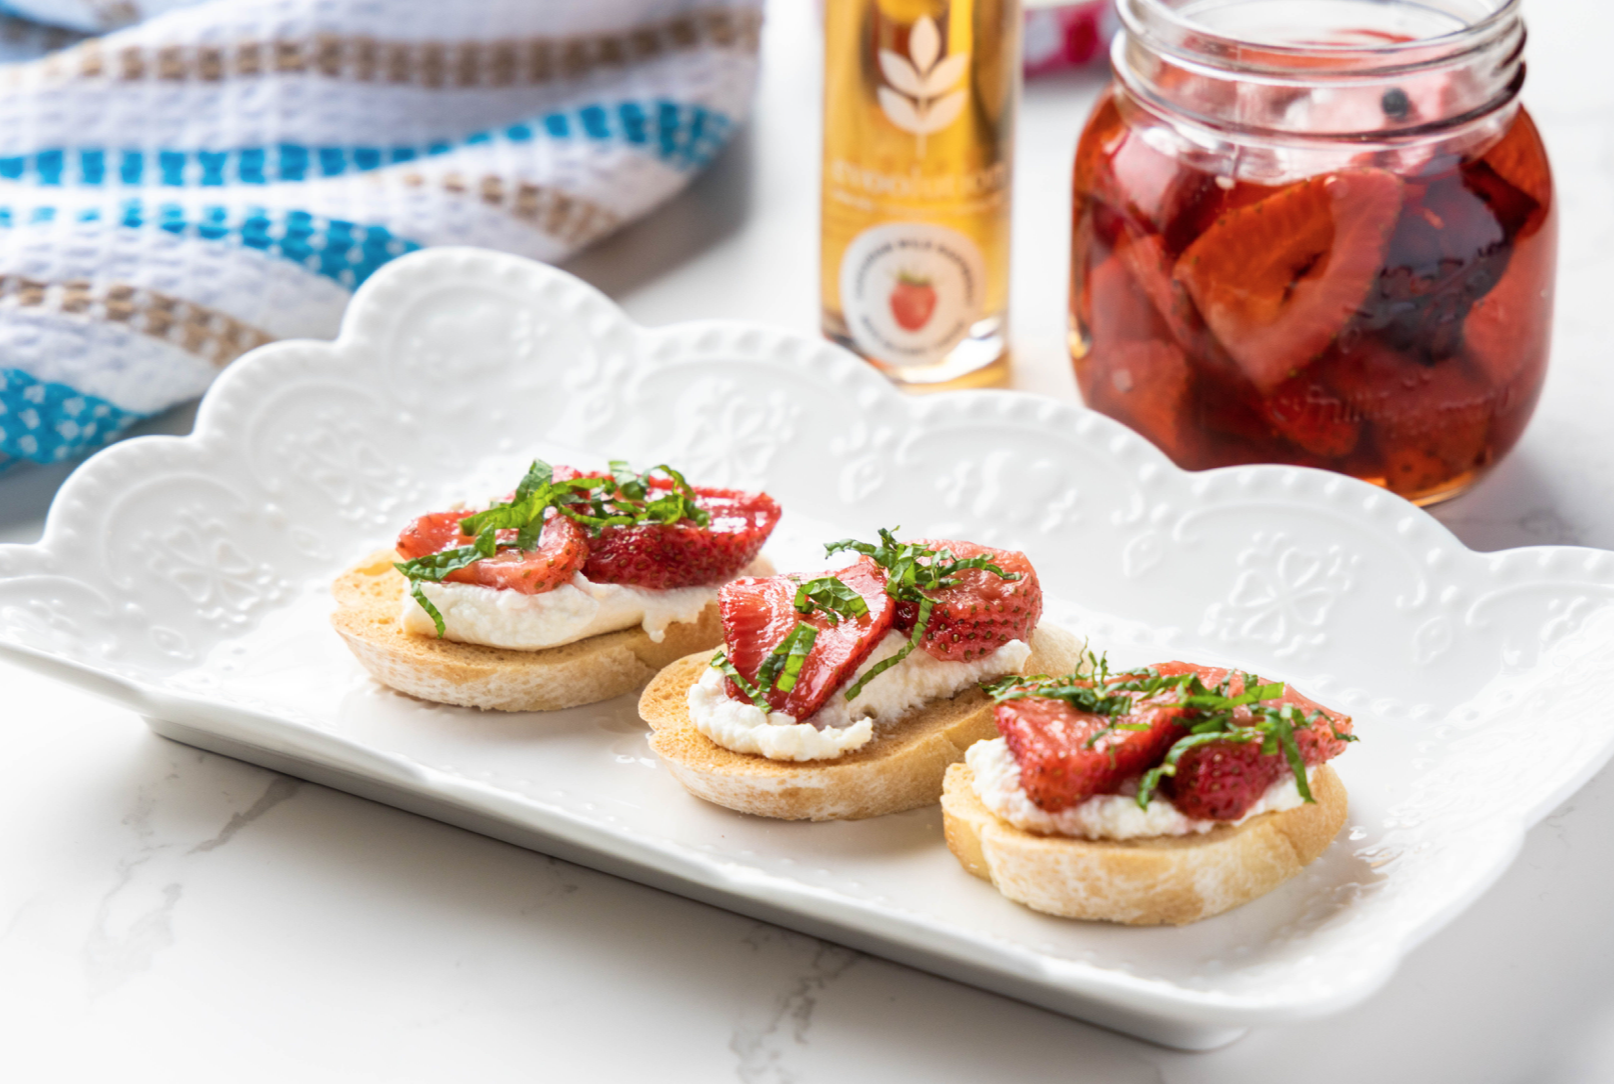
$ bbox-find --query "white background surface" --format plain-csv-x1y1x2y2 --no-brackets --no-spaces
4,0,1614,1079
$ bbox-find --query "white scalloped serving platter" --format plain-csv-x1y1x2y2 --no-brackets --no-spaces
4,248,1613,1050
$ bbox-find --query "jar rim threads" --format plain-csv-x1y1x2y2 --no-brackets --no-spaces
1113,0,1527,142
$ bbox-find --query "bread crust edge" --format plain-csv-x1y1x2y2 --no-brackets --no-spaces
941,761,1348,925
637,624,1088,821
329,550,751,712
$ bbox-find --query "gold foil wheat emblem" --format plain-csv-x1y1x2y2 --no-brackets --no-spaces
877,15,969,154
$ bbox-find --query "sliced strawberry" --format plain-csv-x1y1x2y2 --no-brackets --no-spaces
461,515,589,593
994,664,1207,812
1112,231,1177,332
1175,168,1405,392
1103,127,1181,230
1080,244,1166,347
1378,445,1453,497
890,539,1043,663
1261,375,1360,459
1166,739,1285,823
1482,350,1548,467
1159,171,1281,258
1322,338,1430,422
396,511,471,562
1378,411,1490,496
1463,208,1556,387
1078,94,1182,232
718,560,895,719
579,483,782,590
1114,228,1241,367
1324,341,1496,495
395,509,588,595
1480,108,1552,208
1072,91,1127,210
1165,680,1353,821
1085,338,1197,465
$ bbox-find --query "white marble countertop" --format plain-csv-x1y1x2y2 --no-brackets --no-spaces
4,1,1614,1079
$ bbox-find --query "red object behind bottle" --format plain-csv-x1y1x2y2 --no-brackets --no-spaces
1024,1,1117,76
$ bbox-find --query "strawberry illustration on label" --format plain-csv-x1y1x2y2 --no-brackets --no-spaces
839,222,985,367
889,272,938,331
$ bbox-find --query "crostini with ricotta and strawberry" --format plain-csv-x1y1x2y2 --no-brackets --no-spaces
638,530,1085,821
942,657,1356,925
331,460,779,711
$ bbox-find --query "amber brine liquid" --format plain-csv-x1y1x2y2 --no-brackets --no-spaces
1070,89,1556,504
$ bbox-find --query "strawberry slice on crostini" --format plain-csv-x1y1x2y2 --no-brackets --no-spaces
395,509,588,594
893,539,1043,663
989,661,1354,821
992,661,1206,812
718,560,896,719
552,467,782,591
1164,681,1354,821
1175,168,1405,393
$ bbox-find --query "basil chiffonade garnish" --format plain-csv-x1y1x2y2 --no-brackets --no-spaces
394,459,709,637
983,652,1358,809
825,528,1018,701
707,528,1020,716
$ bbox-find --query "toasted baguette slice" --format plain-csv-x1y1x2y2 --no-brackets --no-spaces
638,624,1086,821
331,550,771,712
942,761,1347,925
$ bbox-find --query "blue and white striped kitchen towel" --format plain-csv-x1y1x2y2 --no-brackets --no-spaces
0,0,762,469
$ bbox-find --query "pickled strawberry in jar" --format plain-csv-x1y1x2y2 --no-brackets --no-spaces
1070,0,1554,504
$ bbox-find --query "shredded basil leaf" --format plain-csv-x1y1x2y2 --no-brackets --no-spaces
392,542,496,638
984,649,1352,808
822,528,1021,702
824,527,1019,600
406,582,448,639
792,576,869,625
566,461,710,532
710,651,771,711
757,622,819,694
395,458,709,633
842,596,932,701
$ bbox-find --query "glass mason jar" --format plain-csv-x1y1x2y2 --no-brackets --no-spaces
1069,0,1555,504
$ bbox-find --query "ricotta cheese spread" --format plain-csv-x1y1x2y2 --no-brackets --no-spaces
965,737,1313,840
687,633,1032,763
399,573,716,650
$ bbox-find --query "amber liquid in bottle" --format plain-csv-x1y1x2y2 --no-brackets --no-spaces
821,0,1020,389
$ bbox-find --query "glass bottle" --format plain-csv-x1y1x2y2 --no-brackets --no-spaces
1070,0,1554,504
822,0,1021,389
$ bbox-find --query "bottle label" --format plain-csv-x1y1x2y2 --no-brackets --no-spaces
838,221,986,368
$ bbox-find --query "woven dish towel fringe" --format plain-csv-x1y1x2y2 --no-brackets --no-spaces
0,0,763,469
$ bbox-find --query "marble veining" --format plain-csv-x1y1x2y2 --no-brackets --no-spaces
2,0,1614,1075
518,857,583,913
730,925,861,1084
80,746,305,997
